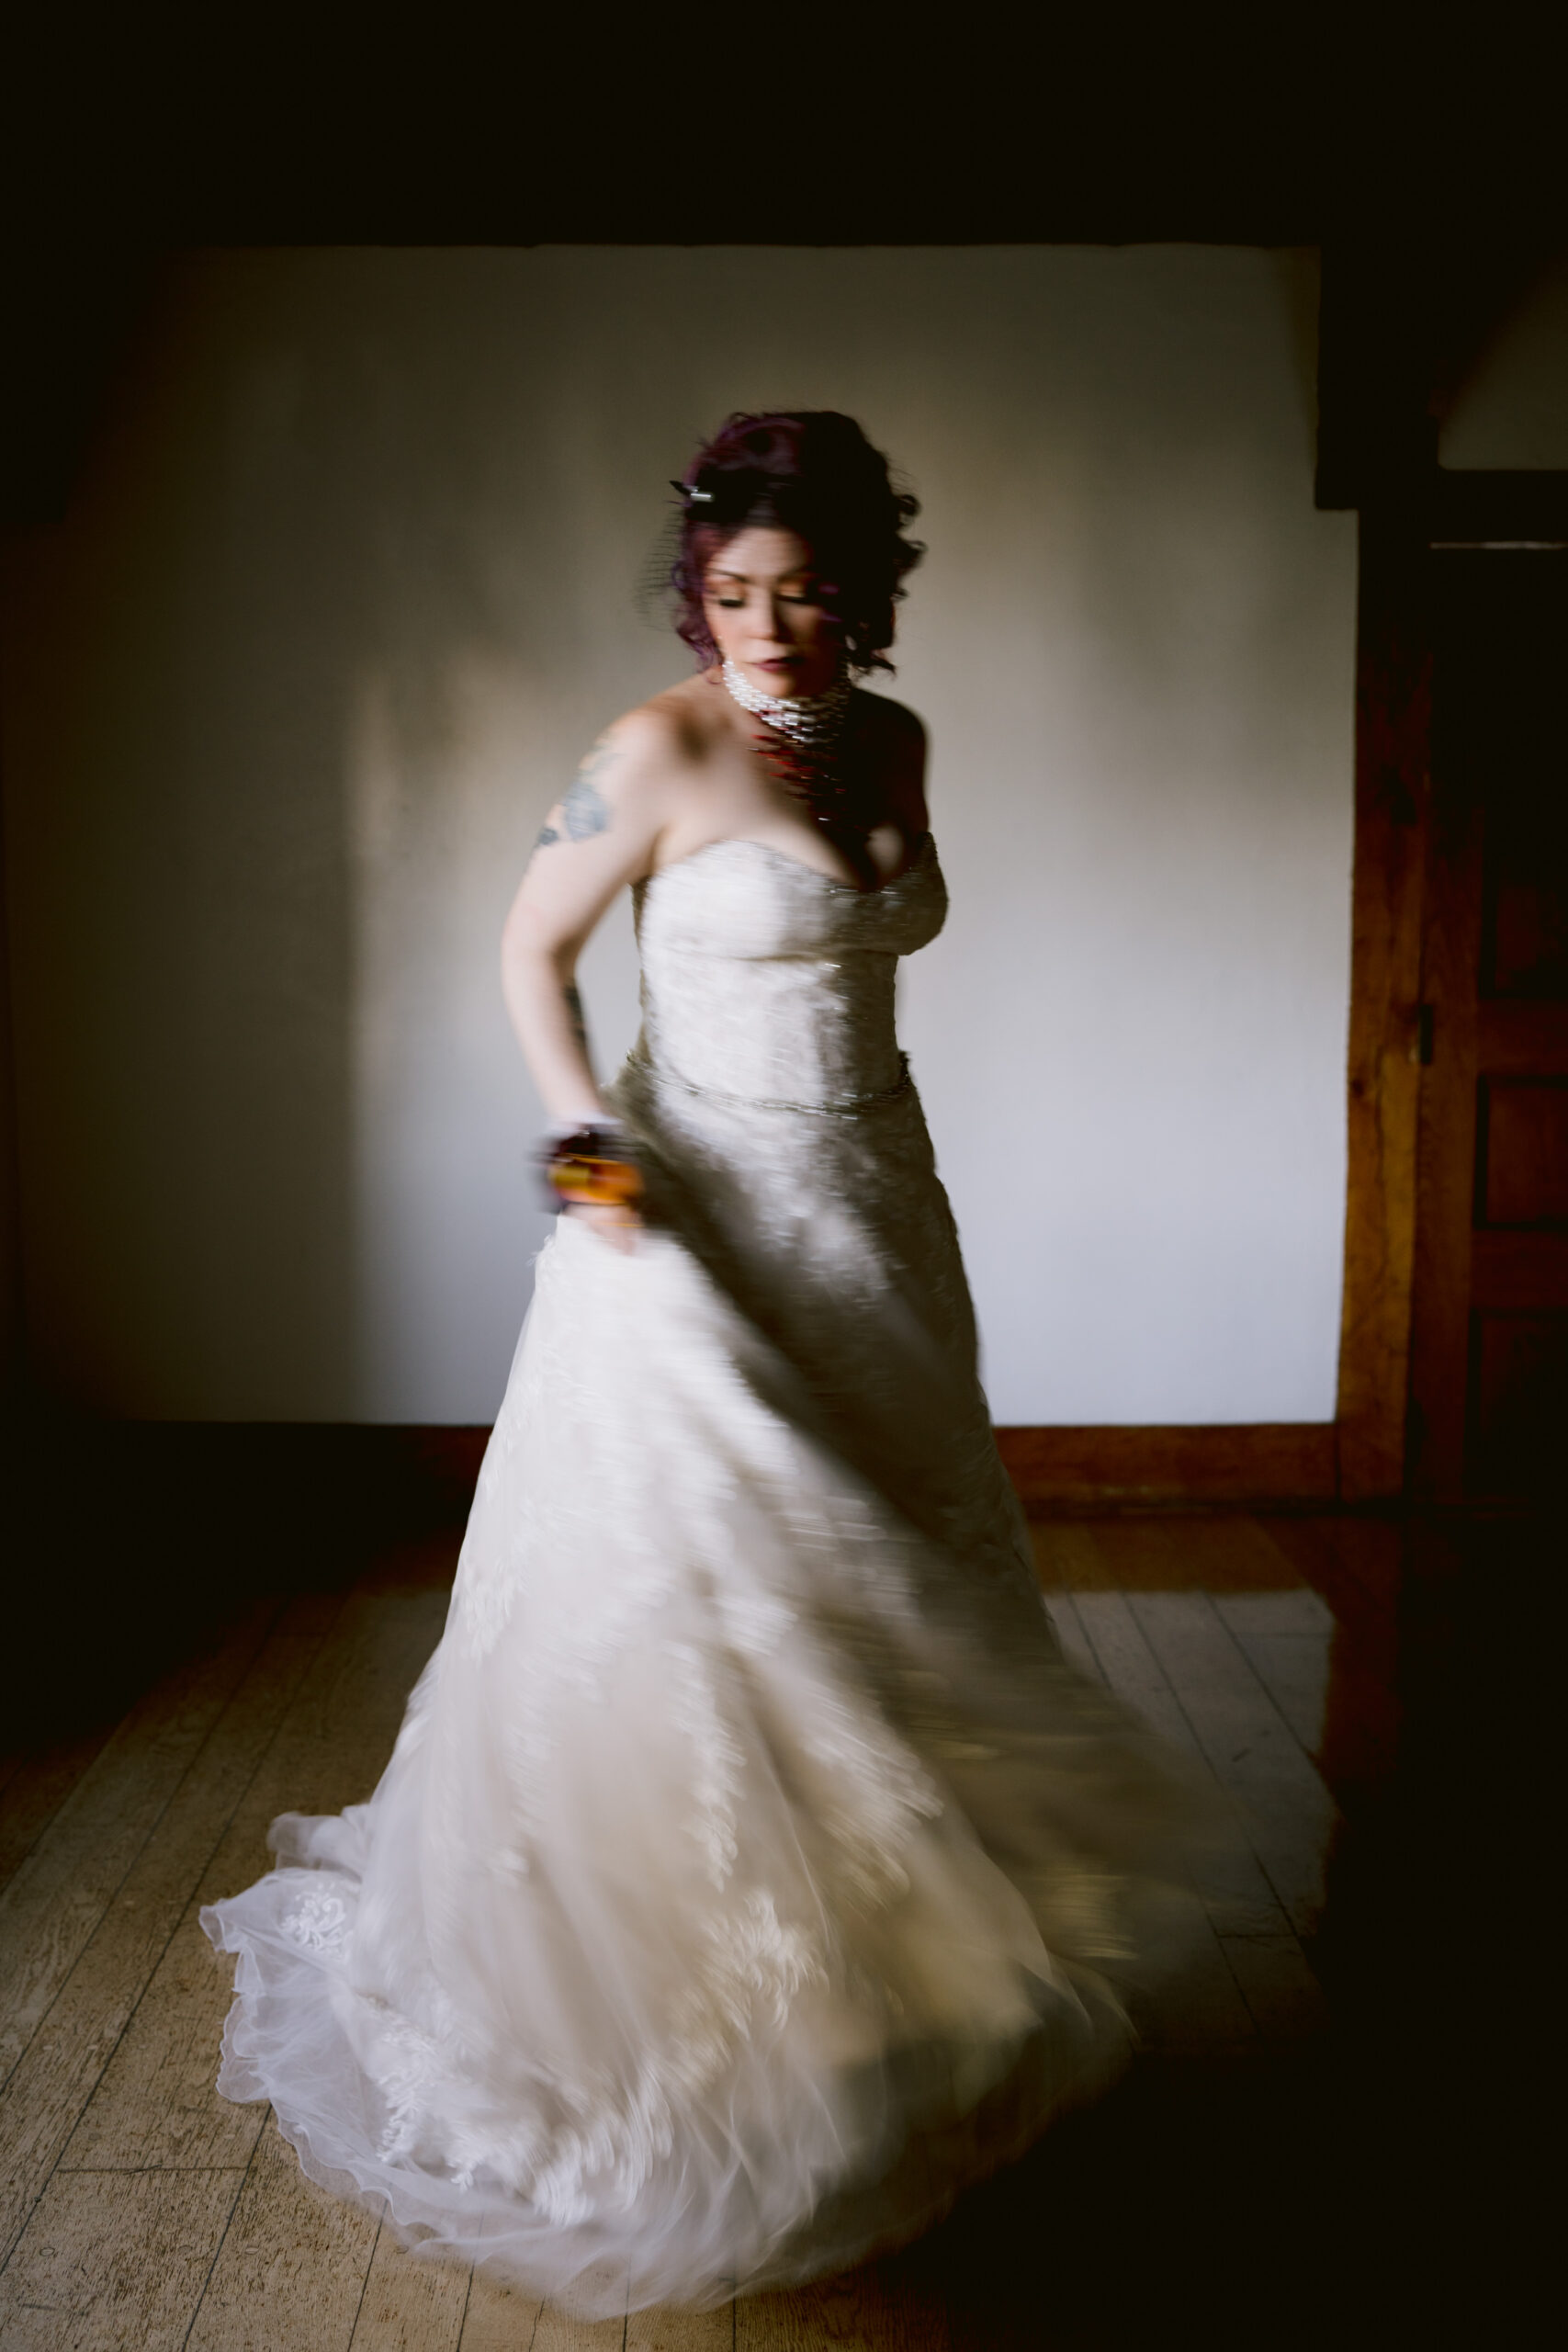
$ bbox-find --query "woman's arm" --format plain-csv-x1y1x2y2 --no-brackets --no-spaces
501,707,676,1128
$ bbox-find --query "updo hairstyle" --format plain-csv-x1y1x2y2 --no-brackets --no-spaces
671,412,923,677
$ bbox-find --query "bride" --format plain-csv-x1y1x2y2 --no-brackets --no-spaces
203,410,1209,2317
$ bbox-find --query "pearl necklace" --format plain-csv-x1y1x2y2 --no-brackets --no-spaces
720,658,852,748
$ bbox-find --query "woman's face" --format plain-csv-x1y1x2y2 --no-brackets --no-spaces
702,527,840,698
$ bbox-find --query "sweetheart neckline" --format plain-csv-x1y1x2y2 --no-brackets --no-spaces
644,830,936,902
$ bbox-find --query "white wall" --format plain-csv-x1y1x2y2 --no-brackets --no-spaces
1,245,1356,1425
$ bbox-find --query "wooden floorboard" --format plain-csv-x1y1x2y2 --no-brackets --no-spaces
194,1561,453,1860
0,1510,1401,2348
453,2248,546,2351
1043,1589,1260,2052
530,2299,630,2349
1210,1587,1335,1752
347,2225,472,2351
1258,1512,1405,1628
0,1600,344,2270
1046,1520,1344,1922
627,2295,732,2350
0,2163,243,2352
1038,1591,1100,1686
1126,1590,1340,1942
739,2264,946,2351
1032,1511,1309,1595
184,2116,380,2352
0,1603,278,2086
0,1728,116,1902
1066,1584,1323,2043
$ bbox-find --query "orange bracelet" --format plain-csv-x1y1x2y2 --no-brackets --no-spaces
538,1125,644,1213
547,1153,644,1209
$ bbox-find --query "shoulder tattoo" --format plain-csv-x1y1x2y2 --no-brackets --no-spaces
534,738,620,850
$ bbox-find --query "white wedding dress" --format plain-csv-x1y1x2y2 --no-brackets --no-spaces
203,831,1206,2316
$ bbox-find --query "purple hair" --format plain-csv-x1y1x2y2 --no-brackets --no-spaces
670,412,923,676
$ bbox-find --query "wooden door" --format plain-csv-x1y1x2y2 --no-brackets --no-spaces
1408,548,1568,1500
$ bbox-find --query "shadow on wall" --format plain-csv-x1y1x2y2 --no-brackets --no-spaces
6,254,570,1423
7,251,707,1425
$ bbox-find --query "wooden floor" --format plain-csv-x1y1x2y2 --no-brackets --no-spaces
0,1507,1529,2349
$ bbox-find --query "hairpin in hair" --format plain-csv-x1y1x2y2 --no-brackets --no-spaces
670,480,714,503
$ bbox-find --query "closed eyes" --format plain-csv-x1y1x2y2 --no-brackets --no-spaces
710,592,816,609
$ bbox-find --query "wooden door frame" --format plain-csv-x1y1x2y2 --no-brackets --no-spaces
1334,476,1568,1503
1333,508,1433,1499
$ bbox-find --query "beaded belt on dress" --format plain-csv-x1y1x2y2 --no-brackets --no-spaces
625,1046,912,1117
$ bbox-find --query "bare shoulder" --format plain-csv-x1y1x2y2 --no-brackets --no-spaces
592,691,691,775
854,688,929,828
858,688,927,744
614,673,732,765
559,682,715,822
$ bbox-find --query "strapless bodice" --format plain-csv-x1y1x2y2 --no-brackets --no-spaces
628,831,946,1111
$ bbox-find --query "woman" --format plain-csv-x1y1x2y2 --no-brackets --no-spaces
203,411,1207,2317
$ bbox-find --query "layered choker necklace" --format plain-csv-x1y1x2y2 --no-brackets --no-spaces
719,658,869,847
720,657,852,748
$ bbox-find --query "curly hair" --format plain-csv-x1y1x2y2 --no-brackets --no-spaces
670,412,923,676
